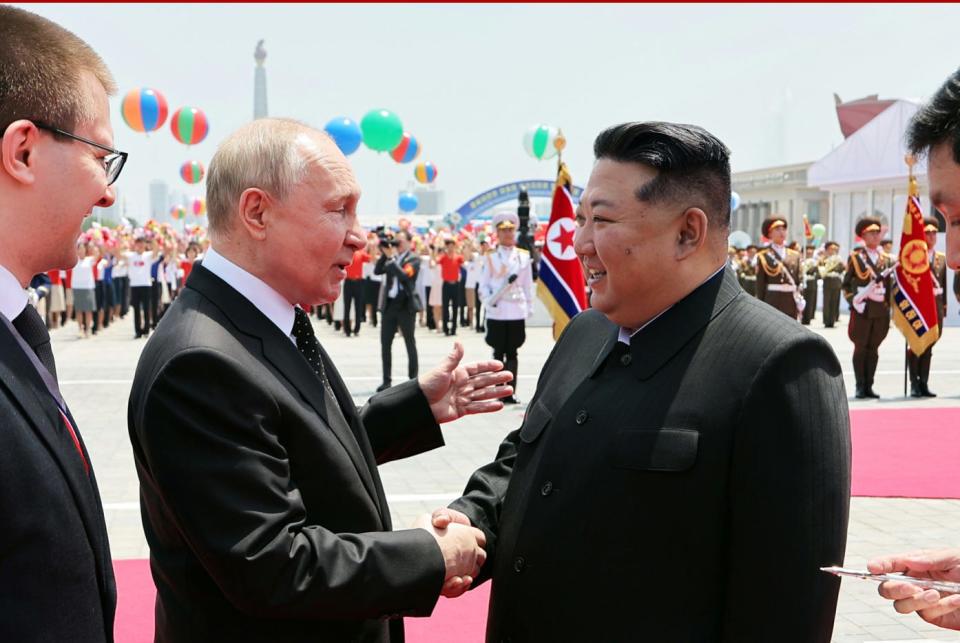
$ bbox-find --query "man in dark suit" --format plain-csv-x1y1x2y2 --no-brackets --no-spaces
375,229,421,391
433,122,851,641
0,7,123,641
841,216,894,399
128,118,508,642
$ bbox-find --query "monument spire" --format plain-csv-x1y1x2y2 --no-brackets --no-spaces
253,40,268,120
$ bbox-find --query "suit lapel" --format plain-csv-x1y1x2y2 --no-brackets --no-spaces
185,266,383,512
0,322,111,599
628,267,742,380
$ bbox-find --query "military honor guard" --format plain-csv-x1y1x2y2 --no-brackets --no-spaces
801,244,820,325
819,241,845,327
478,212,534,404
739,244,759,296
907,216,947,397
842,217,895,399
756,216,803,318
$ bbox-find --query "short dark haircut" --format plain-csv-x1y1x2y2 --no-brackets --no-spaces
593,121,732,230
908,68,960,162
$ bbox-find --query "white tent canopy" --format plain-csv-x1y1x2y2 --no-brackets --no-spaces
808,99,926,190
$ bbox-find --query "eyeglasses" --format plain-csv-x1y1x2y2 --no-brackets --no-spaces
33,121,128,186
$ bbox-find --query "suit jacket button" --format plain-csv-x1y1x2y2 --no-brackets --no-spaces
540,481,553,496
620,353,632,366
575,410,588,425
513,556,525,573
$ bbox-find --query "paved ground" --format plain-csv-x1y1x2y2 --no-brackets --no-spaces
52,306,960,642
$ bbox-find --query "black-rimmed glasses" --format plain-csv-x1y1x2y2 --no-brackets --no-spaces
33,121,128,186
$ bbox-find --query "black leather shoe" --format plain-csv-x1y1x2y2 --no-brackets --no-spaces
376,382,391,392
910,386,923,398
854,388,868,399
921,385,937,398
864,388,880,399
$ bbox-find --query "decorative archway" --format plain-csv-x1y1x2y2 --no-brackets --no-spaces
453,179,583,224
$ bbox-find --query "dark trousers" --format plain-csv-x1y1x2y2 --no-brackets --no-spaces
342,279,364,335
381,299,418,384
801,280,818,325
907,348,934,389
475,286,484,330
151,281,162,328
442,281,459,334
848,312,889,391
822,279,842,327
486,318,526,395
425,286,435,330
130,286,152,337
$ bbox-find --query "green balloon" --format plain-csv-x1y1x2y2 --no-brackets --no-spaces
361,109,404,152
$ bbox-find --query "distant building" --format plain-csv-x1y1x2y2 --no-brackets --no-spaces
413,187,445,216
731,162,829,244
149,180,169,221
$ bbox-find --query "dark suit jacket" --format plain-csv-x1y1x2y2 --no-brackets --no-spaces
374,252,420,313
127,265,446,642
0,318,115,642
450,268,851,642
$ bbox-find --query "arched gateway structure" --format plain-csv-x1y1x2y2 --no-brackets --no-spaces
453,179,584,224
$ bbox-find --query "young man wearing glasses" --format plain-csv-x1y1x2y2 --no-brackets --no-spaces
0,6,126,642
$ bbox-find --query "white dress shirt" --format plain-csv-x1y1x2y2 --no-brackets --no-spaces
201,246,297,343
0,263,28,322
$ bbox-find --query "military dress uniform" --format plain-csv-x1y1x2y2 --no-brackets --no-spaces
801,252,820,325
842,219,893,398
756,245,803,319
820,246,845,328
479,213,534,404
908,238,948,397
738,251,758,297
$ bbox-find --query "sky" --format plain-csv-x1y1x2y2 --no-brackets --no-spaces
17,3,960,223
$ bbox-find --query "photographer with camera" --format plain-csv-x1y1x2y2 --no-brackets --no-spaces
375,230,421,391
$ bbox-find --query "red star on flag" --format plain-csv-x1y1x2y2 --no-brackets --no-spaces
552,225,575,254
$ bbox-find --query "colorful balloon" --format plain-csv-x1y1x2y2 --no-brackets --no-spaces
523,124,559,160
121,87,168,133
730,191,742,212
191,197,206,217
390,132,421,164
170,107,209,145
180,161,205,185
398,192,419,213
414,161,437,184
811,223,826,241
360,109,404,152
324,117,363,155
170,205,187,220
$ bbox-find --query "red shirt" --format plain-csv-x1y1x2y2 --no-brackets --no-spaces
438,253,464,283
180,259,195,281
345,250,371,280
47,269,62,285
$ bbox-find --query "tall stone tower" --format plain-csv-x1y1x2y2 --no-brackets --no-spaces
253,40,268,119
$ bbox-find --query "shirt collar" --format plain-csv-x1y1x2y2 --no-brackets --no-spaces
618,263,726,345
201,246,296,340
0,264,28,322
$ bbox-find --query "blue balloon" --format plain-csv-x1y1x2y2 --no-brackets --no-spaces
324,117,363,155
398,191,419,213
730,191,741,212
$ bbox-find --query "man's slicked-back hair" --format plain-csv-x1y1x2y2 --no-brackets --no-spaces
908,67,960,163
593,122,732,230
0,5,116,134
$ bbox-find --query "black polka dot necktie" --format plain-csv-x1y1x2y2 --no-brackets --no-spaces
13,303,58,381
292,306,337,399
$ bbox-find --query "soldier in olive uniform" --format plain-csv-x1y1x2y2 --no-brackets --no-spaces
842,217,894,399
907,216,948,397
801,244,820,325
820,241,845,328
755,216,803,319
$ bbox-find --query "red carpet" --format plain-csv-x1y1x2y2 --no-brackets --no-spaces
113,559,489,642
851,407,960,499
113,407,960,639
